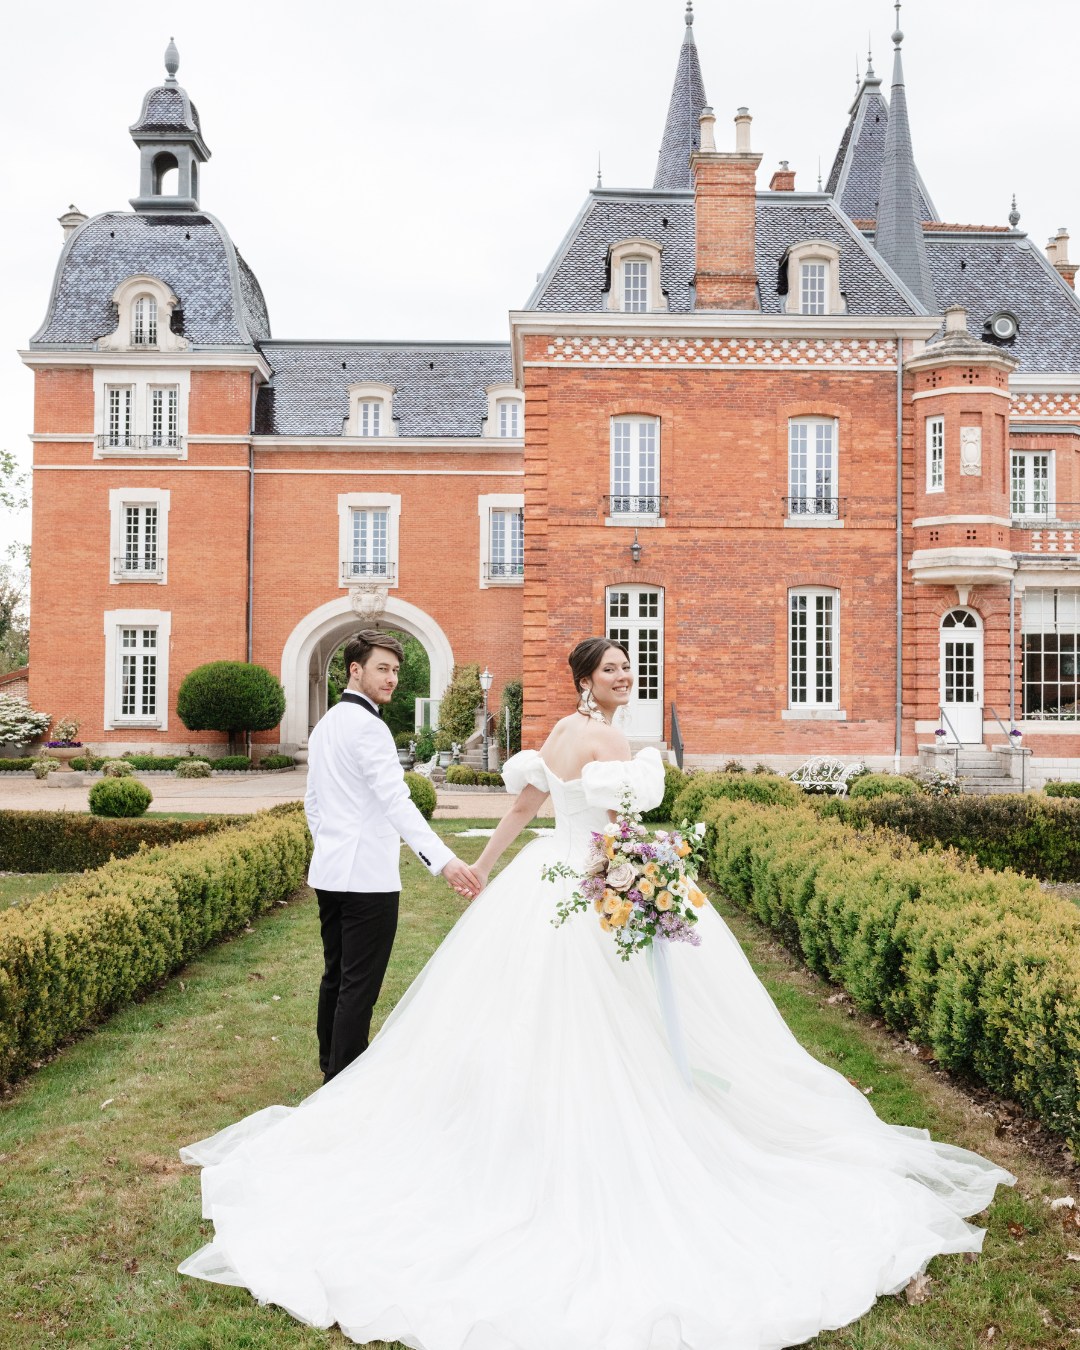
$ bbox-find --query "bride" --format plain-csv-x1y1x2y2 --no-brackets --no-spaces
179,636,1013,1350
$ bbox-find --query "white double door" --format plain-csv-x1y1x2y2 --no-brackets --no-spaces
607,586,664,739
939,608,984,744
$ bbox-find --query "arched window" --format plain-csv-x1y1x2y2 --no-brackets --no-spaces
609,415,662,519
783,241,846,316
131,295,158,347
484,384,524,439
789,588,839,709
346,384,396,438
787,417,839,518
607,239,666,313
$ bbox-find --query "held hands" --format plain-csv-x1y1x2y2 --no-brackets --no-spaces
443,857,483,900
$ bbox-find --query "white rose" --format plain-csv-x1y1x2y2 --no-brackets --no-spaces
606,862,638,892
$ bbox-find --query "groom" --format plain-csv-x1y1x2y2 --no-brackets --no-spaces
304,630,480,1081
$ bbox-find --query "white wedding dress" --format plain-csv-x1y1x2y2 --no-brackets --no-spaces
179,748,1013,1350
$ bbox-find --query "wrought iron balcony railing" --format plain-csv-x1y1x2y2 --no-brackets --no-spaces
785,495,844,518
97,433,183,451
603,494,668,517
341,560,396,584
483,561,524,581
113,556,165,579
1011,501,1080,525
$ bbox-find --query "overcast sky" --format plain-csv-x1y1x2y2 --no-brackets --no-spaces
2,0,1077,553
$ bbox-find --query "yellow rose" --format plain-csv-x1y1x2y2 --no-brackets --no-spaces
599,916,612,932
677,841,691,857
643,862,660,879
602,889,621,915
609,902,633,929
656,890,673,911
593,898,605,913
689,886,705,908
605,839,617,861
637,878,655,898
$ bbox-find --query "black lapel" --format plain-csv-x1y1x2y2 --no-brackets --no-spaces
340,692,382,718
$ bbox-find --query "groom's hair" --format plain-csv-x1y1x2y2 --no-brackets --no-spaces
344,630,405,678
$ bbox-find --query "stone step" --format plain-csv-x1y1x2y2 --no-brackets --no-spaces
962,779,1025,795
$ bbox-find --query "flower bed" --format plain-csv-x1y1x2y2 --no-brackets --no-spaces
0,804,311,1084
702,797,1080,1148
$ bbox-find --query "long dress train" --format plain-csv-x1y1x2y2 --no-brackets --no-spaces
179,748,1013,1350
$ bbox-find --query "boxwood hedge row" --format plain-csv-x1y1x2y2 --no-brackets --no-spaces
0,804,312,1084
702,798,1080,1148
0,810,248,873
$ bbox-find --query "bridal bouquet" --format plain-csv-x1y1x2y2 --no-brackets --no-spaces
543,786,708,961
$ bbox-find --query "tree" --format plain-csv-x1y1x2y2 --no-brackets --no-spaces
437,664,482,745
498,678,522,757
0,564,29,674
176,661,286,754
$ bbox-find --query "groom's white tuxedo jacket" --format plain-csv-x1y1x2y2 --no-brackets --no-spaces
304,693,454,893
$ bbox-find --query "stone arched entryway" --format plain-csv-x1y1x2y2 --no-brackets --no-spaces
279,595,454,748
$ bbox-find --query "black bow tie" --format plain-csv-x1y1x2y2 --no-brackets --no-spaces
341,692,383,718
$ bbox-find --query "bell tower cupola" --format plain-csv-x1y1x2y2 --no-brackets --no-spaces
129,39,211,213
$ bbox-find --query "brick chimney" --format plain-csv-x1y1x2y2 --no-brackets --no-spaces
1047,227,1078,289
691,106,762,310
769,161,795,192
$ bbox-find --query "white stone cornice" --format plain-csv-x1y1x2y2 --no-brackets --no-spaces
1010,373,1080,392
912,386,1012,401
912,515,1013,528
908,547,1017,588
251,436,522,452
19,348,273,381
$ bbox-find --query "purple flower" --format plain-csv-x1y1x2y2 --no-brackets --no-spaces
627,888,644,905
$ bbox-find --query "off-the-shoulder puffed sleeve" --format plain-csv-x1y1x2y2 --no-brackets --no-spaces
501,750,550,795
581,747,665,813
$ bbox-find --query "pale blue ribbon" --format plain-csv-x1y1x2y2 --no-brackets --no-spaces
647,939,693,1088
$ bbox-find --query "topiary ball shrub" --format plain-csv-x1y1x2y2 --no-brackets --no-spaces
1044,780,1080,798
102,759,135,777
89,776,152,818
176,759,212,779
642,762,688,823
847,772,918,800
404,771,437,819
445,765,478,785
176,661,286,752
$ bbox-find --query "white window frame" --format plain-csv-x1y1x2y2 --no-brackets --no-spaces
783,241,847,316
346,383,396,438
93,367,190,459
97,274,189,353
484,384,524,439
478,493,524,588
1011,449,1054,519
103,608,171,730
787,587,840,713
337,492,400,588
926,415,944,493
108,487,170,584
608,415,664,526
606,239,667,313
786,416,841,524
131,295,158,347
1021,587,1080,721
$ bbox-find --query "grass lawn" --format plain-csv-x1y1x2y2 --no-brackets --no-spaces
1,822,1076,1349
0,872,71,908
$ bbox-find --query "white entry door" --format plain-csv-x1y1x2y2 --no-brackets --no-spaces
939,608,984,743
607,586,664,739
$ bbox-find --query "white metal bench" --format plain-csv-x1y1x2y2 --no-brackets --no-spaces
412,753,439,780
789,756,865,796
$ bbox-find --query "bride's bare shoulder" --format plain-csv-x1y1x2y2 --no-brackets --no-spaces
586,722,632,763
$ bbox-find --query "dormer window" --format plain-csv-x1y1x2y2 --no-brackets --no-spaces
784,241,846,317
606,239,667,314
346,384,396,438
98,275,187,354
484,384,525,439
131,295,158,346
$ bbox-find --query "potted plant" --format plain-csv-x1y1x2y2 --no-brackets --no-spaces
46,716,83,772
435,729,454,768
394,730,415,767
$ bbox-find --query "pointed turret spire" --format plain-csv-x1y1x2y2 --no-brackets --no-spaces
873,4,936,308
652,2,708,191
129,38,211,213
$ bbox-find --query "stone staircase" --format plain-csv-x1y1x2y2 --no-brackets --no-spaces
952,746,1023,796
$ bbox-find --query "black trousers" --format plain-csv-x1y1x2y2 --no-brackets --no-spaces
315,887,399,1081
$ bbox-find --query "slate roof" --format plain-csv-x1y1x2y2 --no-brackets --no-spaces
255,342,514,437
30,211,269,347
926,233,1080,373
874,46,937,309
652,10,708,193
130,85,202,137
527,190,922,317
826,72,935,224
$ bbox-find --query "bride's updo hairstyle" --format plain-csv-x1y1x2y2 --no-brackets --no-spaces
568,636,630,696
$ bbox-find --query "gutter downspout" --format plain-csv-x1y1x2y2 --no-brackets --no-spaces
894,336,904,772
1009,576,1016,725
247,373,257,664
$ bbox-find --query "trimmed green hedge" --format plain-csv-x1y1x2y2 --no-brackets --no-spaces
0,810,246,873
642,762,688,824
0,758,35,772
404,772,437,819
672,769,803,823
703,797,1080,1148
213,755,251,771
445,765,477,785
1045,781,1080,798
847,772,918,799
819,792,1080,881
0,805,312,1084
259,753,294,769
121,755,189,771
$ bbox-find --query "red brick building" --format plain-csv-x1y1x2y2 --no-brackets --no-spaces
22,17,1080,783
